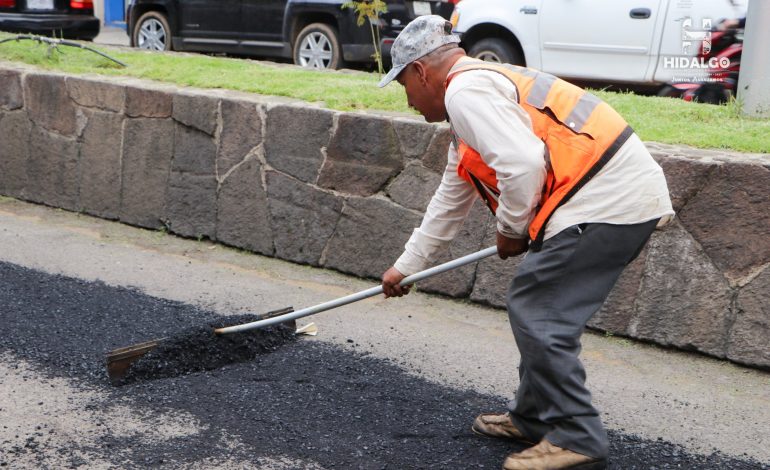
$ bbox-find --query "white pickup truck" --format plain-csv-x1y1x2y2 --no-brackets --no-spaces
449,0,747,86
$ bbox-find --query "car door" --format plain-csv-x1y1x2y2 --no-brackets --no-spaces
538,0,662,82
240,0,288,45
177,0,242,46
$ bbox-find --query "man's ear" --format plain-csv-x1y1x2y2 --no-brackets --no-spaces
412,61,429,86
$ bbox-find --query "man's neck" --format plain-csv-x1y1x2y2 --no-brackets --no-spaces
440,52,468,83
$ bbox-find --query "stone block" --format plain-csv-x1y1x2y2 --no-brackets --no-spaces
469,226,524,308
322,196,423,279
79,111,124,219
26,125,80,210
386,163,442,212
0,70,23,110
125,86,173,118
393,119,435,159
24,74,77,136
0,111,31,198
173,123,217,175
166,124,218,238
655,155,716,212
629,220,731,357
419,201,493,298
266,170,343,265
66,77,125,113
173,92,219,135
318,113,403,196
120,118,174,229
678,162,770,282
218,99,262,178
216,157,273,256
727,267,770,369
422,126,452,174
588,246,648,333
166,172,218,239
264,105,333,184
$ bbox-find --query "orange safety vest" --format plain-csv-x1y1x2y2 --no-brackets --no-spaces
446,58,633,250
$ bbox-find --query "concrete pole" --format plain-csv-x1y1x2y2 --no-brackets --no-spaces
737,0,770,117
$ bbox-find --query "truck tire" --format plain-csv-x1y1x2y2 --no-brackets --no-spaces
132,11,172,51
293,23,345,70
692,82,730,105
468,38,523,65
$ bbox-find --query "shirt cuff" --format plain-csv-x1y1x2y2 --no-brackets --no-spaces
393,250,431,277
496,220,525,239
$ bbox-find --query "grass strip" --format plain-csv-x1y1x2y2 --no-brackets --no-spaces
0,32,767,153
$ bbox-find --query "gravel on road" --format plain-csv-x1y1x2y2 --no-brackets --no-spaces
0,261,766,469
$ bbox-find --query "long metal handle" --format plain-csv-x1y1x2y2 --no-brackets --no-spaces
215,245,498,334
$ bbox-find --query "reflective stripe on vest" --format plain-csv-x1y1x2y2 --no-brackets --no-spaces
446,58,632,250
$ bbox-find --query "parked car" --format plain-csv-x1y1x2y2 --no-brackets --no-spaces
0,0,99,40
450,0,747,87
126,0,455,69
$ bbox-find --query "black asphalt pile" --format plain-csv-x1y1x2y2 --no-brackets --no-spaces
1,261,767,469
0,262,295,384
115,315,296,385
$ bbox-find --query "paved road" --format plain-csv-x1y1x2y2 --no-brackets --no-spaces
0,198,768,469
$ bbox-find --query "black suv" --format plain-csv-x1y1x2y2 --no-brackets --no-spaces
0,0,99,40
127,0,454,69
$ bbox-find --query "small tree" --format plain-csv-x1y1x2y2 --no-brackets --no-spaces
341,0,388,75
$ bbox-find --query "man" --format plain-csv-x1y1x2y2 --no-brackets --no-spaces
378,15,674,470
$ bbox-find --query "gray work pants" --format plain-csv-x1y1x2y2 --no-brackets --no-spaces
506,220,658,459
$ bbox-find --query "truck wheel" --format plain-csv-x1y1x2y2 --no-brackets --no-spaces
693,82,730,105
133,11,172,51
294,23,345,70
468,38,523,65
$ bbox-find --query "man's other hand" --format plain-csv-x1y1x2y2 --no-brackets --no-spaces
382,266,412,298
497,232,528,259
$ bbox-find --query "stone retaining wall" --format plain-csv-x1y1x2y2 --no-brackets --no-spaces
1,64,768,369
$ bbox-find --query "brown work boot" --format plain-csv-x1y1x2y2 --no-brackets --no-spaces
502,439,607,470
471,412,533,443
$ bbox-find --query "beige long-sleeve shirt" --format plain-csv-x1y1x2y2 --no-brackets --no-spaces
393,68,674,276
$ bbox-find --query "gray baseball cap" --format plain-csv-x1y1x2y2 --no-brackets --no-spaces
378,15,461,88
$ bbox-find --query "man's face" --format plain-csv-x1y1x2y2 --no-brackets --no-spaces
396,62,446,123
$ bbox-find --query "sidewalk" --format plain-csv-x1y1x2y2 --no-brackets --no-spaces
93,25,129,47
